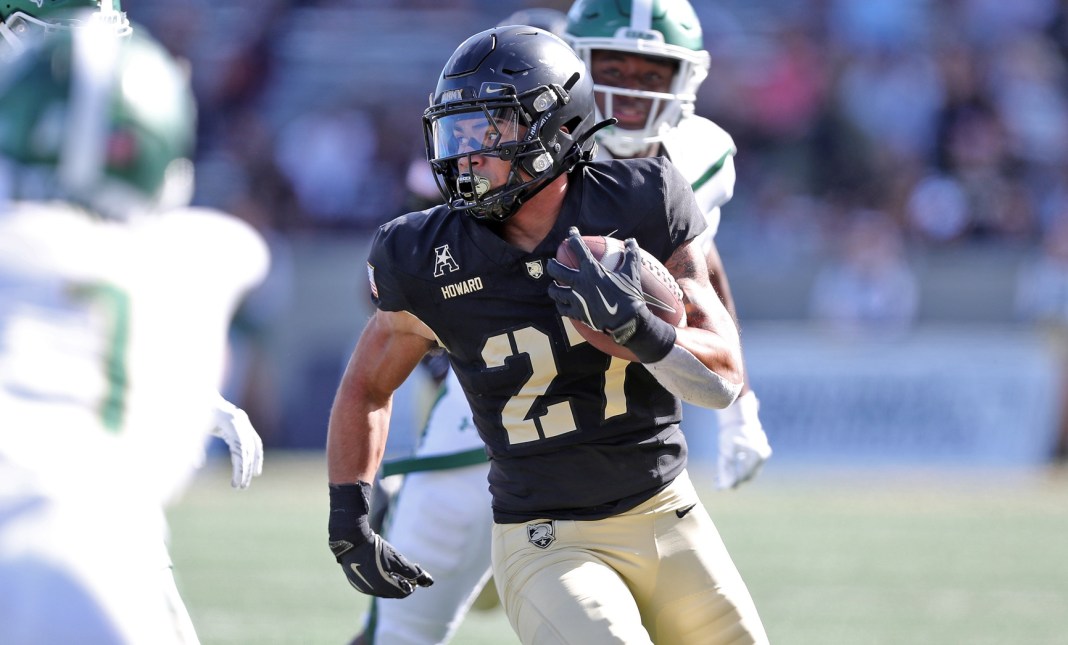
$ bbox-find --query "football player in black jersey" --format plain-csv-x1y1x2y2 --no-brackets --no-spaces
326,24,768,644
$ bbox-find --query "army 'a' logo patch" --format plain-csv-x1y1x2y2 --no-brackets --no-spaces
434,244,460,277
525,260,544,279
526,521,556,549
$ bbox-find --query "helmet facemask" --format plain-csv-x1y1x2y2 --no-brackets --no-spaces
424,82,586,222
0,1,130,61
573,33,709,157
1,14,65,58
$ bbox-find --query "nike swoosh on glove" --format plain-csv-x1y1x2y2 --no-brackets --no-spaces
715,391,772,490
211,394,264,489
328,482,433,598
547,227,675,363
330,534,434,599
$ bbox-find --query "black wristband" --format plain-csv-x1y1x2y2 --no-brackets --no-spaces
618,309,676,363
328,481,374,544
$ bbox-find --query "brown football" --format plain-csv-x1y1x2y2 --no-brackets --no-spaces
554,235,686,362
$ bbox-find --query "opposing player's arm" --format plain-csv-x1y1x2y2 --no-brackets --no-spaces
701,216,771,489
327,309,437,485
211,392,264,489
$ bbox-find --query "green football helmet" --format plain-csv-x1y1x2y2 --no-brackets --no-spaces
0,16,196,219
1,1,130,60
565,0,710,157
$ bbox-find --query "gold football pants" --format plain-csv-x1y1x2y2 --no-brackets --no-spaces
492,470,769,644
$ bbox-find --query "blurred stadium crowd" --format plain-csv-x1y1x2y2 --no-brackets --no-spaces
122,0,1068,456
128,0,1068,243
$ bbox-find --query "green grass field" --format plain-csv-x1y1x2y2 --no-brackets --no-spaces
167,452,1068,644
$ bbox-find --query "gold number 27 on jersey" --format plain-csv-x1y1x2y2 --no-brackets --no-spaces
480,318,627,445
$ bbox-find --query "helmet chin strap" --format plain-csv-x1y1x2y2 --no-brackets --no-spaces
577,118,617,149
573,118,617,162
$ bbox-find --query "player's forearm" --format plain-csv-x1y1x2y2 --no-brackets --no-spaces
327,409,388,485
652,275,743,407
644,343,742,409
671,324,743,384
681,293,752,395
326,361,393,484
676,273,743,379
327,311,433,483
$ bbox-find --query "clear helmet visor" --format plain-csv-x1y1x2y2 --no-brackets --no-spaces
428,105,520,162
424,102,552,220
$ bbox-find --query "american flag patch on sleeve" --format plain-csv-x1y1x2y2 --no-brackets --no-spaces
367,262,378,299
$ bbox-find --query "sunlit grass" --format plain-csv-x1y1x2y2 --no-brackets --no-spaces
168,454,1068,645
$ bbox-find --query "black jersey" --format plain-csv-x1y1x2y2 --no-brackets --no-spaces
367,157,707,522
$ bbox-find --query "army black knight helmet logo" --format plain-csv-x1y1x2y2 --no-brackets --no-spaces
526,521,556,549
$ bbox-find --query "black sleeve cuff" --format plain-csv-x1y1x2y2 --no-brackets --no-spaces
620,310,676,363
328,481,374,543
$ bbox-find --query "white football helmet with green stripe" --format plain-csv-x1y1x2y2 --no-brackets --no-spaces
565,0,710,157
1,0,130,59
0,15,195,219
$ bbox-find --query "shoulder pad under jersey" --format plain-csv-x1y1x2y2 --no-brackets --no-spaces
661,115,737,212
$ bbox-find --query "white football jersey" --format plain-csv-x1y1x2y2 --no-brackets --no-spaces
596,114,737,249
0,202,269,506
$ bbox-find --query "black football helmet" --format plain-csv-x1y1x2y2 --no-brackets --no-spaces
422,25,601,221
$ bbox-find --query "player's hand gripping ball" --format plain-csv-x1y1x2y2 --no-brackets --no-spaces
550,232,685,362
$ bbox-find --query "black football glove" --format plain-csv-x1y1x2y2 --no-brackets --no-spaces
547,227,676,363
328,481,434,599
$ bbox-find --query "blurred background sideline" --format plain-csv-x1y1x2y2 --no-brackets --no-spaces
125,0,1068,465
